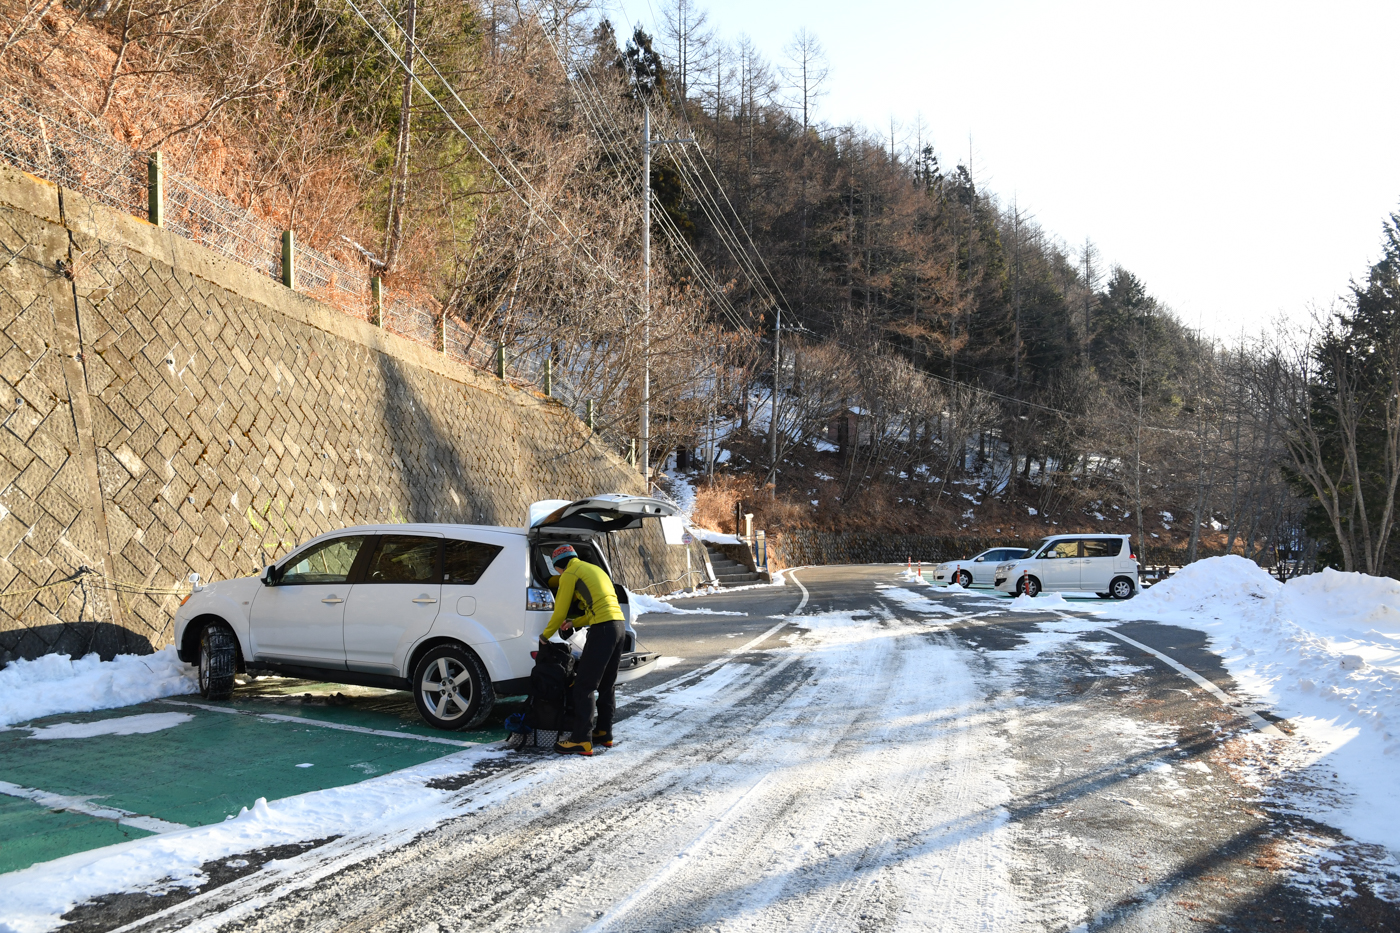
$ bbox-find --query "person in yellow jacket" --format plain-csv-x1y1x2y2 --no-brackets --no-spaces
542,544,627,756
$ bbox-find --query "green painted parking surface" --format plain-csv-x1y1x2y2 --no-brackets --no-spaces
0,794,153,875
0,682,519,875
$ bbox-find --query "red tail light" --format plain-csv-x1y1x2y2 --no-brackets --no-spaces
1130,553,1137,561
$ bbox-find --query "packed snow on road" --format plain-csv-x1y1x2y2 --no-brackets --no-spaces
0,559,1396,931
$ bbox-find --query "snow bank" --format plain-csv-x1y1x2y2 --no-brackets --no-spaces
1104,557,1400,851
0,648,197,728
630,593,744,617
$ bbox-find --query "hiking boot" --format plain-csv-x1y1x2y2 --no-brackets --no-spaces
592,729,614,748
554,739,593,756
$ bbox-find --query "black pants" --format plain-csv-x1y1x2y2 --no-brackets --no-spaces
570,617,625,742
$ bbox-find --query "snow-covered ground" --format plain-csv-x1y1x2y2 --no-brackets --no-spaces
0,591,1024,932
899,557,1400,854
4,560,1398,929
1095,557,1400,853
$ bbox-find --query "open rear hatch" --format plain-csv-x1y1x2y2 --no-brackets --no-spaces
528,494,677,537
537,495,679,682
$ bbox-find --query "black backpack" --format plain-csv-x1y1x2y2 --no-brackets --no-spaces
527,640,575,732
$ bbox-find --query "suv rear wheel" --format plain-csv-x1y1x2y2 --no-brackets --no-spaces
198,623,237,700
1109,576,1135,600
413,643,494,730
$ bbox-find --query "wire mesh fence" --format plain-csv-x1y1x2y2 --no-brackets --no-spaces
0,94,635,455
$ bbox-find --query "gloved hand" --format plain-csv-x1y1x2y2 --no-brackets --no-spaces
560,621,574,636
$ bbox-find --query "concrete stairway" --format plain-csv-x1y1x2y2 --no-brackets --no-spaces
706,545,762,587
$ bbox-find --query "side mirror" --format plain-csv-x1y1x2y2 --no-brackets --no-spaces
260,564,277,586
975,557,985,562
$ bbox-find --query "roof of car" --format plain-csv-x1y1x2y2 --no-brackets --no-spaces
1037,532,1131,539
305,522,530,539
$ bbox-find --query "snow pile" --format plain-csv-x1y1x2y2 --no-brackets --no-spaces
1104,557,1400,851
0,648,197,728
1127,554,1280,618
1009,592,1072,611
630,592,744,617
689,526,742,545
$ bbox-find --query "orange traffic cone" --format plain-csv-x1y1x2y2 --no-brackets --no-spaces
1021,568,1030,596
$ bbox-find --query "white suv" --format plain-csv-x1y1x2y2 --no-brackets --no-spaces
172,495,675,730
993,534,1137,599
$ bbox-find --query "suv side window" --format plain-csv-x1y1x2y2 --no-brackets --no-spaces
364,535,440,583
1083,538,1122,558
279,535,367,585
443,539,503,585
1047,541,1080,559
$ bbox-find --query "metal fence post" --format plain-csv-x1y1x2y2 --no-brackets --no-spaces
371,276,383,327
147,151,163,227
586,398,594,431
496,344,506,379
281,230,295,290
543,358,552,397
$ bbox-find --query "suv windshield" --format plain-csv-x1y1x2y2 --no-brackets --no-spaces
1028,537,1055,558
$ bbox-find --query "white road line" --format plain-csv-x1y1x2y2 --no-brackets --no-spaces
622,570,806,705
1102,628,1285,737
0,780,189,833
157,699,477,747
790,568,810,613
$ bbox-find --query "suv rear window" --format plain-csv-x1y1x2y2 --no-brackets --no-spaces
443,539,502,585
1083,538,1123,558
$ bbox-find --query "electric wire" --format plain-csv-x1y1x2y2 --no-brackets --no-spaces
538,7,783,327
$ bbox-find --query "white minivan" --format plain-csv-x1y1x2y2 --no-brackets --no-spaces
172,495,676,730
992,534,1138,599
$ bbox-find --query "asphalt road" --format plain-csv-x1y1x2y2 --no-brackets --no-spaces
60,566,1400,933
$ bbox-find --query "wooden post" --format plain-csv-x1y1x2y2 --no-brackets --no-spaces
371,276,384,327
543,358,552,397
496,344,506,379
441,313,447,356
147,151,163,227
281,230,295,290
586,398,594,431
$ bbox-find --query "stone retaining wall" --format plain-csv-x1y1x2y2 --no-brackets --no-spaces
0,166,702,664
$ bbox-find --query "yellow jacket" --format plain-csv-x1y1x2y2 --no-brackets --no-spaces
542,558,625,639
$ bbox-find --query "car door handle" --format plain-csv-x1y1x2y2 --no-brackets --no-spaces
322,595,344,604
412,595,438,604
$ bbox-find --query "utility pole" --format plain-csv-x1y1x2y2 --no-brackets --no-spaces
640,107,691,481
769,303,780,481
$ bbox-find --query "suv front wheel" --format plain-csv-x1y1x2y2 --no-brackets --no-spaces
413,643,495,730
198,623,237,700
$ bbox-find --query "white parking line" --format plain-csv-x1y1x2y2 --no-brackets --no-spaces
1101,629,1285,737
158,700,477,747
0,780,189,833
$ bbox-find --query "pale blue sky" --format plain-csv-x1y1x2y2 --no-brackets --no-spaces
604,0,1400,339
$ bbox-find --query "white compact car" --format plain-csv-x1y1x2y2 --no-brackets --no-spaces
992,534,1138,599
172,494,676,730
931,547,1030,587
